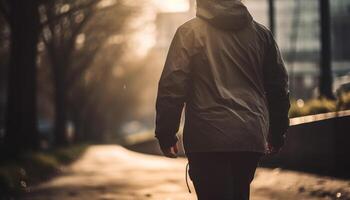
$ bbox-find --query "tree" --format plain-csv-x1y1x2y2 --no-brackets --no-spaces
69,46,147,143
40,0,134,145
1,0,40,154
0,13,10,118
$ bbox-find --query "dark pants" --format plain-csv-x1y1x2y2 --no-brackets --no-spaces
187,152,262,200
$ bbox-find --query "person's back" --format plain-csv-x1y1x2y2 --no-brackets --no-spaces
155,0,290,199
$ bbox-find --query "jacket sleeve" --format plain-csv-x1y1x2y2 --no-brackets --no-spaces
155,28,192,149
263,32,291,148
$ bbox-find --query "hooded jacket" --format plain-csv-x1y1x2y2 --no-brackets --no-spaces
155,0,290,153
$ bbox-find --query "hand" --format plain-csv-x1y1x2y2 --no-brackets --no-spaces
267,143,282,155
161,143,178,158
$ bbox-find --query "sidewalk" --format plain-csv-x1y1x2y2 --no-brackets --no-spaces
24,145,350,200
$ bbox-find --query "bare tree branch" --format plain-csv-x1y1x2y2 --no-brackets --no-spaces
66,43,104,87
64,10,95,61
42,0,127,91
41,33,56,65
39,0,98,28
43,1,58,59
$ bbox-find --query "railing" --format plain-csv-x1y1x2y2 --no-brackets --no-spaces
290,110,350,126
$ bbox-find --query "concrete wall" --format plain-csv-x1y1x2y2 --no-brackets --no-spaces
125,111,350,178
261,113,350,178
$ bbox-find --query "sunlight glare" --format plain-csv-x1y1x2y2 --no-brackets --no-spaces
76,34,85,44
60,4,70,14
97,0,116,9
126,0,190,58
154,0,190,13
113,66,125,78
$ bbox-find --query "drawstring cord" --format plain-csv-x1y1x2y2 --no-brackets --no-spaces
185,162,192,193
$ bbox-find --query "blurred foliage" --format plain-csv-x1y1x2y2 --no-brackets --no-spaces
289,93,350,118
0,0,152,147
36,0,142,144
338,92,350,111
0,144,88,196
289,98,336,118
289,101,304,118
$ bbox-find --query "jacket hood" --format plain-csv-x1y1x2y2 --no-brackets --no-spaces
196,0,253,31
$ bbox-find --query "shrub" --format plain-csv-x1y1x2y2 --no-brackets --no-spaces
289,100,307,118
289,98,337,118
0,165,24,196
338,92,350,110
0,144,88,196
304,98,337,115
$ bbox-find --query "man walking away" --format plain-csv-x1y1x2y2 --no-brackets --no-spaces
155,0,290,199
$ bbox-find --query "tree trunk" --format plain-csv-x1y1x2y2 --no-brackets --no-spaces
4,0,40,155
53,76,69,146
83,108,104,143
70,106,86,143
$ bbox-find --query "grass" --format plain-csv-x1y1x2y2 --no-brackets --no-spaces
0,144,88,197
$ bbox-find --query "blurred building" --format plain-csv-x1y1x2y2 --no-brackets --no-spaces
246,0,350,99
153,0,350,100
154,0,195,52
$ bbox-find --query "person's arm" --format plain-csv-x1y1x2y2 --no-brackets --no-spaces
263,32,290,151
155,27,192,155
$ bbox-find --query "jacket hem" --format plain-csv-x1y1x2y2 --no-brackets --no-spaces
183,146,267,154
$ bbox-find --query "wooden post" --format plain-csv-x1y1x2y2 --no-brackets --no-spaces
268,0,276,35
319,0,335,99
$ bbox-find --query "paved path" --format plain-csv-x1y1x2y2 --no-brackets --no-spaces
24,145,350,200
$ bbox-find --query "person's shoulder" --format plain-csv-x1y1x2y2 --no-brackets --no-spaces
252,21,274,43
177,17,205,35
253,21,272,36
174,18,203,50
